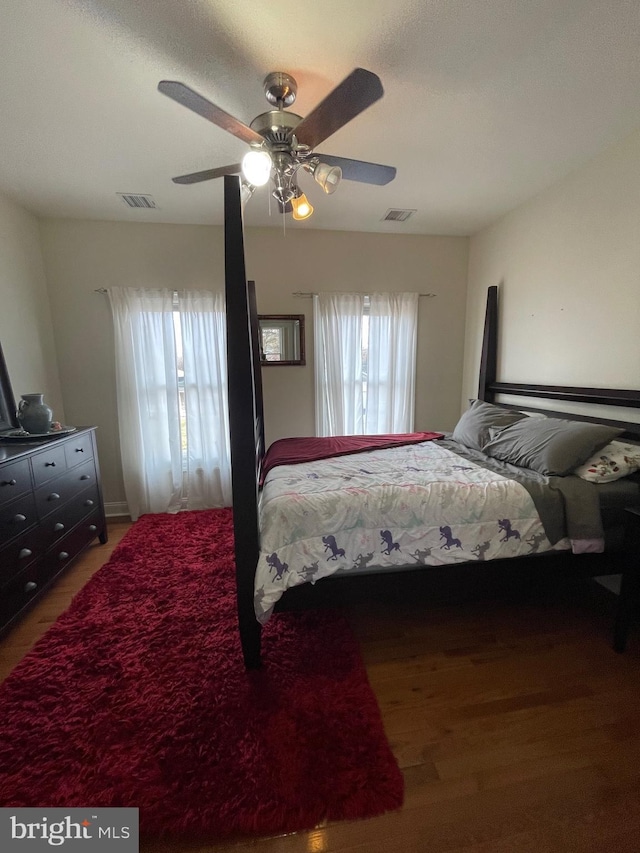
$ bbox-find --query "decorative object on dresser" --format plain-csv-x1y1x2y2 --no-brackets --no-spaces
17,393,54,434
0,427,108,634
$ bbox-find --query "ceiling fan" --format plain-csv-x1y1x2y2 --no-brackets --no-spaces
158,68,396,219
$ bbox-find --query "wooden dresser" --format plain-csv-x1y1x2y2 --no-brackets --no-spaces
0,427,107,634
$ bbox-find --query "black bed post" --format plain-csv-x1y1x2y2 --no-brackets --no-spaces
248,280,266,461
224,176,262,669
478,285,498,403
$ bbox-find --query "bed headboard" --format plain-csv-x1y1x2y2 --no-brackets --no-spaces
478,285,640,439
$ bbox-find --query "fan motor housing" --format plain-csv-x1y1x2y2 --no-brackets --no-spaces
250,110,302,145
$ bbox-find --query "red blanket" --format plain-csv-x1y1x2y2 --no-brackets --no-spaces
260,432,444,485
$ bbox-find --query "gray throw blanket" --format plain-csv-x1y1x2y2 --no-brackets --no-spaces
439,437,603,546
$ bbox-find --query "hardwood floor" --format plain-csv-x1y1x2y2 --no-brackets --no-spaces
2,519,640,852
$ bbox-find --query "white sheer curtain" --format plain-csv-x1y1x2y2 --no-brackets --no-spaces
178,289,232,509
366,292,419,433
314,292,365,436
107,287,231,520
314,291,419,436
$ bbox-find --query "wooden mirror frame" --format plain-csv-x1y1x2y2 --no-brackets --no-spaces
257,314,306,366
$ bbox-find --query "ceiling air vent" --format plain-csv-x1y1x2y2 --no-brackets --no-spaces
382,208,416,222
117,193,158,209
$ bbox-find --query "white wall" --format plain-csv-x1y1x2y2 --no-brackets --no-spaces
463,126,640,422
0,192,64,425
244,228,469,446
39,220,469,509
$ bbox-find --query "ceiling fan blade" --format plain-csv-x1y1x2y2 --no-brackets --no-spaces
158,81,263,146
294,68,384,149
318,154,396,185
172,164,241,185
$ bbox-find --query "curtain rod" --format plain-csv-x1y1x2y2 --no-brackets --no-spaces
292,291,436,298
96,288,436,298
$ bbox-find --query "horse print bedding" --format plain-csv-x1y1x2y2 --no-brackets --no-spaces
254,438,605,624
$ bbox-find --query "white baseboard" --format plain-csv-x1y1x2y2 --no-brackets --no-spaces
104,501,130,518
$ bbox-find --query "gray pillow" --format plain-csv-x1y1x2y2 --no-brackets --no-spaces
452,399,528,451
482,417,623,476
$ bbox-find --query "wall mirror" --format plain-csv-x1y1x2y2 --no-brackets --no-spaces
258,315,305,365
0,342,18,433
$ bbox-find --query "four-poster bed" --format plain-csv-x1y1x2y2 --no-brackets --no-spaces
223,176,640,670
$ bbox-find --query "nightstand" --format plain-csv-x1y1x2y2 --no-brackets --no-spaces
613,506,640,652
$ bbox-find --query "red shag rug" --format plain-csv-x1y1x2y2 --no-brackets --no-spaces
0,509,403,839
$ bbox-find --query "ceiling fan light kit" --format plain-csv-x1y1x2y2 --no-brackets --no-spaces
158,68,396,221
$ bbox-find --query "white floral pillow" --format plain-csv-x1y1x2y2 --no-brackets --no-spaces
573,440,640,483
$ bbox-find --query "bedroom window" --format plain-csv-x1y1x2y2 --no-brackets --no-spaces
106,287,231,520
261,324,284,361
313,291,419,436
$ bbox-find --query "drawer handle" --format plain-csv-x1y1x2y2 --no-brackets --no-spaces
84,499,95,507
19,548,33,559
58,551,70,561
80,474,91,481
13,513,27,524
45,461,57,468
89,524,97,532
54,522,65,532
48,493,61,501
24,581,38,593
1,478,17,487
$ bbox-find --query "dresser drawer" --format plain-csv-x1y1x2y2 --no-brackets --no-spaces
0,458,32,506
0,492,37,545
39,509,103,587
0,526,46,586
35,459,97,520
0,561,41,627
31,443,68,487
41,484,100,548
64,432,94,468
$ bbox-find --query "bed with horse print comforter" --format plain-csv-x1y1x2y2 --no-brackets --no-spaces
254,437,605,624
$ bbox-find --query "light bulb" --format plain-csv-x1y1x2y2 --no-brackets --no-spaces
291,192,314,220
241,150,271,187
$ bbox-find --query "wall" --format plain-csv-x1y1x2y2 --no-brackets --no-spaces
463,126,640,422
39,219,469,511
0,192,64,424
244,228,469,446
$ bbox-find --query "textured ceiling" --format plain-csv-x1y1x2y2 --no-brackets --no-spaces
0,0,639,235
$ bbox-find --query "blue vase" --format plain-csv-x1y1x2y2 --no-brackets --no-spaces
17,393,53,434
